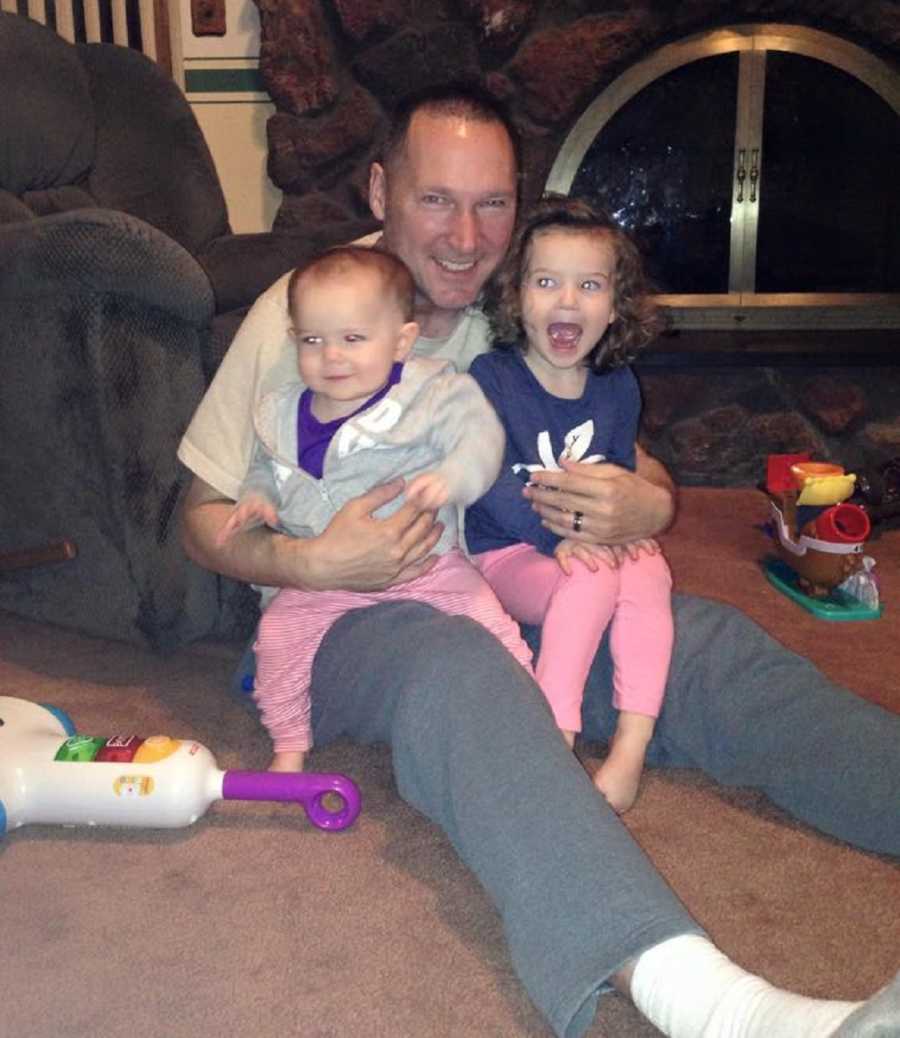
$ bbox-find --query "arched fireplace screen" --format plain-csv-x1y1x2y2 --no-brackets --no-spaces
547,25,900,331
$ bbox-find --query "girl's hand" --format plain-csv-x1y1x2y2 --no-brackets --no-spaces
598,539,661,568
406,471,450,511
554,538,604,574
555,537,661,573
215,493,280,547
626,537,661,559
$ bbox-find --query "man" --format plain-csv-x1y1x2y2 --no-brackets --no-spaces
179,86,898,1037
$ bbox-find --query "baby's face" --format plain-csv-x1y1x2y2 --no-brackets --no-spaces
290,268,416,422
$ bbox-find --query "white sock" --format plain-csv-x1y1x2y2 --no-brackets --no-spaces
630,933,859,1038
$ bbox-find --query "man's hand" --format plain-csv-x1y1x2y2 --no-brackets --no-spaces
523,447,675,546
181,476,443,593
304,479,444,591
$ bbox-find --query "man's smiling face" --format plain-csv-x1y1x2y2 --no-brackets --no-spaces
370,109,518,328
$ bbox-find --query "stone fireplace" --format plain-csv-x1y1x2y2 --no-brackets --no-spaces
251,0,900,488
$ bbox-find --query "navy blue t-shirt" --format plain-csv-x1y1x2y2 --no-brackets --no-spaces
465,349,640,556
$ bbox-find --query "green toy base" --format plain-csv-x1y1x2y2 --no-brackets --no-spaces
762,558,882,621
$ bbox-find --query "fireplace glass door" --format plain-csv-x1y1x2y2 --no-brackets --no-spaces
755,51,899,295
547,25,900,330
569,53,738,296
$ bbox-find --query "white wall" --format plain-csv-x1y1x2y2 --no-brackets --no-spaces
178,0,279,233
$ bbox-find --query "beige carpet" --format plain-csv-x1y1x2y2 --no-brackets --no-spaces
1,488,898,1038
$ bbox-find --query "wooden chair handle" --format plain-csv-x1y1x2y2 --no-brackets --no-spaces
0,540,78,573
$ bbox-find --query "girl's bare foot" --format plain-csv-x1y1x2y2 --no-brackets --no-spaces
593,712,655,814
269,750,306,772
594,744,645,814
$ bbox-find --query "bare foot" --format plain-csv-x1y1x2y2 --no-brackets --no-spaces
593,714,654,813
269,750,306,772
594,752,643,813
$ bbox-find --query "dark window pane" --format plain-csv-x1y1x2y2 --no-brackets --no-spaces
571,54,738,293
757,52,900,293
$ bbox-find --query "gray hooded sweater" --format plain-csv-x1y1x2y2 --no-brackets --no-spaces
241,355,505,562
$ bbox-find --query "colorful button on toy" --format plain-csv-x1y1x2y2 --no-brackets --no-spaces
94,736,144,763
54,736,107,762
132,735,181,764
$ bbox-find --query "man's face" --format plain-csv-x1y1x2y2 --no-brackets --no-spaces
370,110,518,319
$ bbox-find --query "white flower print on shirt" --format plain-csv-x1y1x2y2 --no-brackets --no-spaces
512,419,605,476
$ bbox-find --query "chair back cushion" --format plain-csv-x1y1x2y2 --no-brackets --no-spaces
0,12,230,255
0,13,94,196
81,42,231,255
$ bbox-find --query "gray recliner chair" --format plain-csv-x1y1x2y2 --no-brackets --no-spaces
0,13,373,649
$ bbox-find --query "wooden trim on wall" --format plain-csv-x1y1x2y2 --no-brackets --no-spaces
153,0,172,77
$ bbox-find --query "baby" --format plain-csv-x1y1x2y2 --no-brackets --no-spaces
218,245,532,770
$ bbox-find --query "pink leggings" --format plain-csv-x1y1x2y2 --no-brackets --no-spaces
254,550,533,753
473,543,673,732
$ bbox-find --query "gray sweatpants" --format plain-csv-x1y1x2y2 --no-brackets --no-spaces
308,593,900,1037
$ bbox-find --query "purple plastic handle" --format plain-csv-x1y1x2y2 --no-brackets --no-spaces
222,770,361,831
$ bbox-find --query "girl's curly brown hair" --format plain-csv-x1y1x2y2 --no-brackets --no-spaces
484,195,662,372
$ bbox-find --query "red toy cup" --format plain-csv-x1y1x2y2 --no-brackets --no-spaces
813,503,870,544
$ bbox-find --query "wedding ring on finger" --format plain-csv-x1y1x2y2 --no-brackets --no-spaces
572,510,584,533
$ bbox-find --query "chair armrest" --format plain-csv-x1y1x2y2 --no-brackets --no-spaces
0,208,214,326
0,206,218,650
0,190,35,225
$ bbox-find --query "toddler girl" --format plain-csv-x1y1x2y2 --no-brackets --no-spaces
467,196,673,813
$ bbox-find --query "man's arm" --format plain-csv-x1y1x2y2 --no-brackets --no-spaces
635,443,676,498
522,443,676,545
180,476,444,592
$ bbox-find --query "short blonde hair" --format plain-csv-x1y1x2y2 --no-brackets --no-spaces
287,246,415,325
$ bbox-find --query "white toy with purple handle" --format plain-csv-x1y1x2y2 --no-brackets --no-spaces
0,696,361,834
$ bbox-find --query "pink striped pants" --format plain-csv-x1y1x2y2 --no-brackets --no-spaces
253,549,533,753
472,543,673,733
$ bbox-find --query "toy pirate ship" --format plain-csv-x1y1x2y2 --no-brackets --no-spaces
762,453,881,620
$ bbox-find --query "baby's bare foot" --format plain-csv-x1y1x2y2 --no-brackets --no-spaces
269,750,306,773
